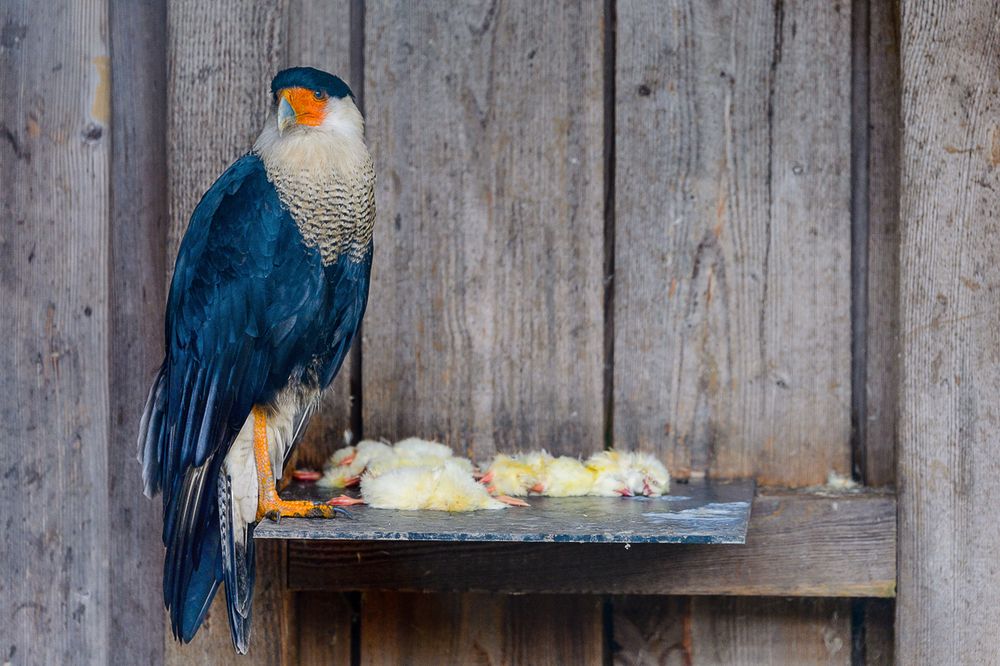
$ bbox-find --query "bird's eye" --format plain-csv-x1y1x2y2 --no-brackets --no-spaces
313,90,328,101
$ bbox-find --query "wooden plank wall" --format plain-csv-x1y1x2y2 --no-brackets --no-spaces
0,0,909,664
0,1,113,663
897,0,1000,662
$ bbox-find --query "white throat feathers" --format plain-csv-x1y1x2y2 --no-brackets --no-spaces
253,96,375,264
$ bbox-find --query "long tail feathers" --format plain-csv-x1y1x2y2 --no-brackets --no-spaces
137,364,168,497
219,472,255,654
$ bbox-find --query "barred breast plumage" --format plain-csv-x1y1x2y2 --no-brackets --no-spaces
267,154,375,264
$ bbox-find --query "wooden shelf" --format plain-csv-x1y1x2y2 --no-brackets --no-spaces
260,484,895,598
256,479,755,544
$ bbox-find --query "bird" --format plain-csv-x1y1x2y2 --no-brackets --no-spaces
319,439,393,488
137,67,375,654
361,464,509,511
586,450,671,497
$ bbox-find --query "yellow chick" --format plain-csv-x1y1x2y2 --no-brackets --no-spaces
586,450,633,496
361,464,508,511
537,456,596,497
627,452,670,496
392,437,454,458
481,453,539,496
585,450,671,496
319,439,392,488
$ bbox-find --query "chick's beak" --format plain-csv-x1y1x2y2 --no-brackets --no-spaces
277,96,297,134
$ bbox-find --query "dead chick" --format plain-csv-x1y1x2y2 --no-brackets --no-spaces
318,439,392,488
361,464,525,511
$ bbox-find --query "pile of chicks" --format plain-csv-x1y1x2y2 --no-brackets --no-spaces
317,438,671,512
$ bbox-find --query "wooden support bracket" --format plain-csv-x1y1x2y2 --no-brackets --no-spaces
283,490,895,598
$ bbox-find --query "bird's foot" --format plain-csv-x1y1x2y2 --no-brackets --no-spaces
257,496,356,522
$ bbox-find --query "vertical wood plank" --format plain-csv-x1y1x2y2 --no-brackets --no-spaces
612,596,692,666
897,0,1000,661
613,0,852,485
863,0,901,487
0,1,111,663
109,0,168,663
690,597,851,665
285,0,355,471
361,592,604,666
164,1,291,663
362,0,606,458
296,592,354,666
612,597,851,665
360,3,606,662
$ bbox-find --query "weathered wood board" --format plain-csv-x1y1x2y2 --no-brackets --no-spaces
257,479,754,544
611,596,853,665
360,592,605,666
362,0,606,459
109,0,169,663
897,0,1000,662
358,0,608,660
0,1,112,663
284,491,895,597
863,0,901,488
613,0,853,487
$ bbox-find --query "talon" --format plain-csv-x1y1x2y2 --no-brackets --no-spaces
265,509,281,522
331,507,355,519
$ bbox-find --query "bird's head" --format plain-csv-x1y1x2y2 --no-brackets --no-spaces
269,67,360,137
255,67,366,172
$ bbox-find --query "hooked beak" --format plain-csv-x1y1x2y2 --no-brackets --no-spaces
277,96,297,134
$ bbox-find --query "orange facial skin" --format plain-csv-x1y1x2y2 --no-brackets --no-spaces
279,87,328,126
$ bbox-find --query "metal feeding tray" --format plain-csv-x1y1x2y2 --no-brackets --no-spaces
254,478,755,544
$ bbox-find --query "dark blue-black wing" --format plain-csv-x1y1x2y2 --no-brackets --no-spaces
137,154,328,648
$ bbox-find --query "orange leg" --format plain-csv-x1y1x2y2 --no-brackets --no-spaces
253,406,362,522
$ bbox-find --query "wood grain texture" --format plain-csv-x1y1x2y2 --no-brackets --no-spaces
0,1,112,663
287,492,896,597
295,592,354,666
897,0,1000,662
109,0,168,664
864,0,901,487
613,0,852,486
611,596,692,666
284,0,355,471
362,0,606,458
690,597,851,665
360,592,604,666
359,3,606,662
164,1,290,662
612,596,852,665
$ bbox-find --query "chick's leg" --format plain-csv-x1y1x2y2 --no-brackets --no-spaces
253,406,363,522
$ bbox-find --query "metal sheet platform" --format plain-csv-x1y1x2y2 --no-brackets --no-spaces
255,478,755,544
